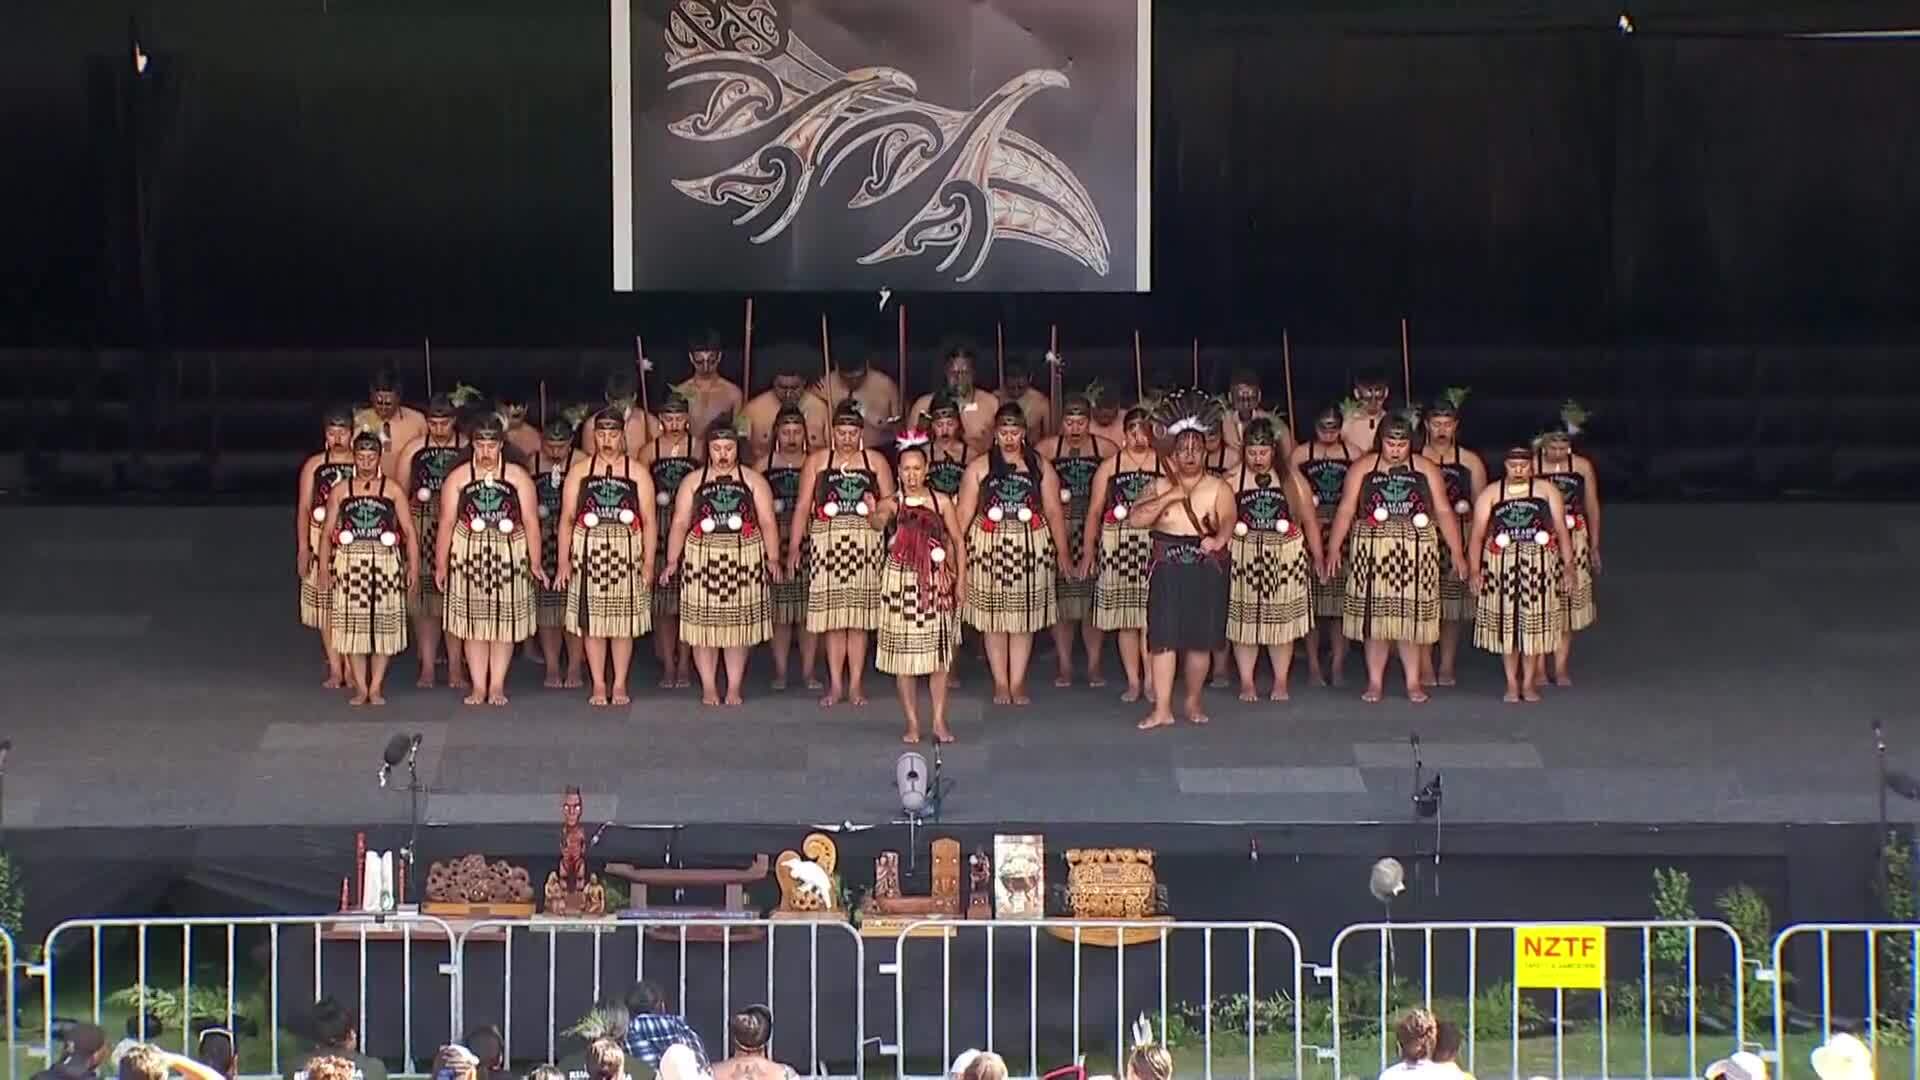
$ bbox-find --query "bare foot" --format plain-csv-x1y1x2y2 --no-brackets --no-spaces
1407,686,1430,704
1136,712,1175,731
771,676,789,691
1054,672,1073,688
349,691,370,707
1554,672,1573,688
849,690,869,706
589,690,609,707
1087,672,1107,688
674,675,692,689
658,675,676,689
563,670,585,689
1522,685,1543,703
463,690,486,706
611,691,631,706
1186,710,1210,725
1237,685,1259,703
1010,687,1031,706
1120,685,1143,703
1209,675,1230,689
819,689,842,708
368,692,386,706
1436,673,1457,687
700,690,721,706
322,675,343,690
992,685,1012,705
1269,686,1290,702
488,692,509,706
415,672,435,689
723,691,744,706
1503,687,1522,703
902,731,921,744
933,728,955,744
805,676,824,690
449,673,469,690
1361,685,1383,703
543,671,564,689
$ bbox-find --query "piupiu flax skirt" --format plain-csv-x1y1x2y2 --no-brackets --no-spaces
679,531,772,648
565,522,652,639
805,516,883,632
536,517,567,629
651,546,680,618
1092,522,1151,632
1311,522,1347,620
301,522,331,631
329,541,409,657
443,522,535,644
772,534,810,627
1226,527,1314,646
964,520,1057,635
1055,507,1094,621
876,557,960,676
1146,532,1229,653
1558,523,1596,632
1439,536,1476,623
1475,538,1567,656
408,504,444,619
1342,518,1442,645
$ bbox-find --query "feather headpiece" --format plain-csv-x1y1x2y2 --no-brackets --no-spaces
1149,387,1225,439
895,427,931,452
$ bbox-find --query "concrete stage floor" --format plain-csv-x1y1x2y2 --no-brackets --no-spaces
0,503,1914,832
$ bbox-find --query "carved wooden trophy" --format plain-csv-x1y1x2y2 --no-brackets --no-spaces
860,838,962,937
542,787,607,915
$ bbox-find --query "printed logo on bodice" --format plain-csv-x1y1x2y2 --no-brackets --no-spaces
982,472,1038,529
766,466,801,521
460,480,520,532
1114,470,1156,505
1545,471,1585,529
1236,487,1289,533
1302,458,1348,509
818,468,875,521
581,474,640,528
651,455,697,507
338,495,398,547
698,478,756,536
928,459,965,495
1055,455,1100,504
1440,463,1472,513
314,462,355,507
1489,496,1553,550
1364,469,1429,522
1157,536,1211,567
412,445,463,506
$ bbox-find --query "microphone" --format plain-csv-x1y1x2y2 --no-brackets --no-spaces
378,733,412,788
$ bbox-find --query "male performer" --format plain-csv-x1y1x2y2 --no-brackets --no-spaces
365,368,426,479
996,361,1053,440
586,369,657,454
396,394,467,689
1221,370,1279,449
1125,406,1235,730
908,345,1001,454
678,329,744,441
1086,382,1128,447
813,347,901,447
742,366,828,456
1341,370,1392,457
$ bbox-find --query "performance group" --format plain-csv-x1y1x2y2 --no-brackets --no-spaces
296,333,1601,738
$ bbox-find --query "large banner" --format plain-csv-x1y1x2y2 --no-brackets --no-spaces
611,0,1150,292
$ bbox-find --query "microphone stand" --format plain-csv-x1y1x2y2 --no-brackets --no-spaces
894,744,946,882
1408,733,1424,906
400,742,423,907
1877,720,1888,836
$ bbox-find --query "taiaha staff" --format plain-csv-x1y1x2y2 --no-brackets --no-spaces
1132,329,1144,400
1192,337,1200,388
995,321,1005,388
820,312,835,410
634,335,649,413
1281,330,1297,442
743,298,755,396
1048,323,1061,422
897,304,908,405
539,378,548,430
424,337,433,397
1400,316,1413,405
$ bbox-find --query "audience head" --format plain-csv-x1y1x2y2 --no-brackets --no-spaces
311,997,360,1051
61,1022,109,1070
1126,1044,1173,1080
625,981,669,1016
1432,1021,1463,1065
587,1039,626,1080
960,1051,1009,1080
196,1026,239,1078
728,1005,773,1055
464,1025,506,1072
433,1045,481,1080
1394,1008,1438,1064
308,1057,360,1080
118,1045,169,1080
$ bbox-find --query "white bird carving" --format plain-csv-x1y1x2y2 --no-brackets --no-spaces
781,856,834,902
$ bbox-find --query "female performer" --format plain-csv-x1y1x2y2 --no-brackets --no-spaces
956,403,1072,705
1080,409,1161,702
297,406,357,688
1039,396,1114,687
1225,419,1323,701
874,432,967,743
925,394,971,497
1325,414,1467,703
1418,390,1487,687
532,416,585,688
1467,447,1576,702
664,421,782,706
436,416,545,706
397,394,468,689
761,405,819,690
788,402,895,707
554,411,660,707
1535,404,1602,685
1292,405,1353,686
314,428,419,706
642,395,701,688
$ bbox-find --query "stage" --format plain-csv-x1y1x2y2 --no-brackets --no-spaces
2,500,1914,834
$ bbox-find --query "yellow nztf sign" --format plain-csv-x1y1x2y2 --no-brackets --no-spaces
1514,925,1607,989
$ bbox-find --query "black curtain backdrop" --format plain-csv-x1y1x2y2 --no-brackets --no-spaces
3,0,1918,348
